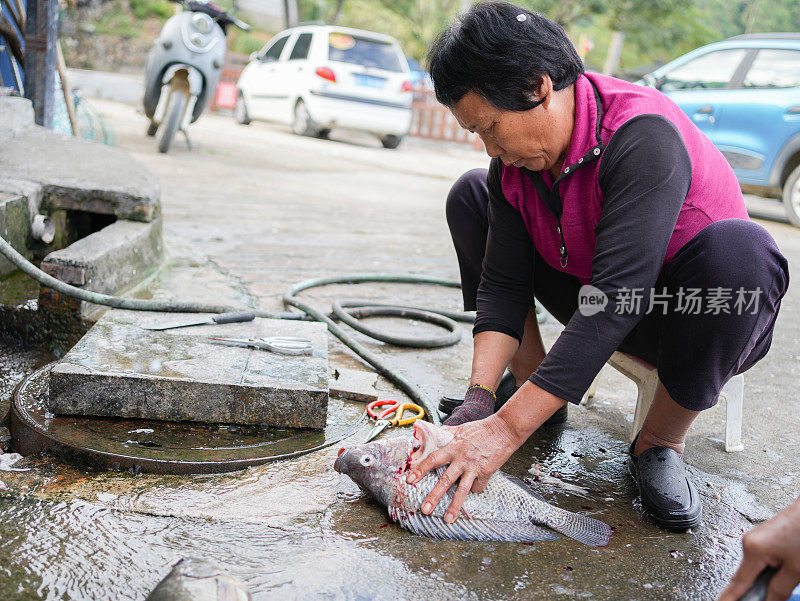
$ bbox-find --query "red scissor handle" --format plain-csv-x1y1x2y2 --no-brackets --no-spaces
367,399,400,420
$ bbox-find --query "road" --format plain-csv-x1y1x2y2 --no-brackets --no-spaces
8,97,800,601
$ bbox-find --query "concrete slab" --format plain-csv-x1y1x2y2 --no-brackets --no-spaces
39,218,163,319
330,368,379,403
0,192,33,276
47,314,329,428
0,98,160,222
0,96,34,131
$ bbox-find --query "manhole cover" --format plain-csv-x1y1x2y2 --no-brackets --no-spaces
11,363,367,474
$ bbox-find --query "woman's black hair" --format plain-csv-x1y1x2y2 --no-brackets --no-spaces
428,1,584,111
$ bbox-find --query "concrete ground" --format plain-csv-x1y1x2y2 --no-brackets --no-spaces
2,98,799,601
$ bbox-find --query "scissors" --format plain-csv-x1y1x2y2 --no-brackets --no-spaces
207,336,313,356
364,399,425,442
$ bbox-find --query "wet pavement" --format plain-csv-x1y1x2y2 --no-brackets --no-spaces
1,100,798,600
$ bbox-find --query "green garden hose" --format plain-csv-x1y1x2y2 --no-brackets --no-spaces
0,236,480,425
284,275,478,424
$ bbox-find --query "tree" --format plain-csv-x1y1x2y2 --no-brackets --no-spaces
373,0,462,58
516,0,606,27
297,0,800,72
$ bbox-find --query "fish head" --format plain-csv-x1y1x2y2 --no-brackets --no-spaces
334,437,410,506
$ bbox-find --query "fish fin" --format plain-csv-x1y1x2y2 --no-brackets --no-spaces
393,509,558,543
539,511,612,547
503,473,611,546
504,473,547,502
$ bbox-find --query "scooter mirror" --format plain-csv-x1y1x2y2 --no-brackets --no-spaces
233,17,250,31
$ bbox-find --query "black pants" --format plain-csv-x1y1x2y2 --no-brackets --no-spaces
447,169,790,411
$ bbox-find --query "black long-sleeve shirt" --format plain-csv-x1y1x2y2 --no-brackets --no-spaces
473,114,693,404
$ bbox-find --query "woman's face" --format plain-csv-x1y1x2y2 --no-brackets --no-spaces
450,75,575,174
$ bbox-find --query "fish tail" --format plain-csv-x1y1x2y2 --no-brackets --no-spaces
536,508,612,547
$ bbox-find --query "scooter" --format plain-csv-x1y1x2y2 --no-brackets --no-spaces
143,0,249,153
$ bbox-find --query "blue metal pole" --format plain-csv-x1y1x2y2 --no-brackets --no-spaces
23,0,57,127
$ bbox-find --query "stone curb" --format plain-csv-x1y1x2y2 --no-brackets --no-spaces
40,217,164,319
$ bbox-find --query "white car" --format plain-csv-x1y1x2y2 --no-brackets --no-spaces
235,24,414,148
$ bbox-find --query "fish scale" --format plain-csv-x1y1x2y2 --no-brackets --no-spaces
391,464,611,546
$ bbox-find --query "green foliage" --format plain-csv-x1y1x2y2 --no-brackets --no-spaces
515,0,606,27
92,0,140,38
228,29,272,55
130,0,173,20
567,0,716,73
297,0,334,22
695,0,800,38
297,0,460,60
90,0,800,71
604,0,800,73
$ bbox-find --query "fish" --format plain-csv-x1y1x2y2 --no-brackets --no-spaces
145,558,252,601
334,420,612,546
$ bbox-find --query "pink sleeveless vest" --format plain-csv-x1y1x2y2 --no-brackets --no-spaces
500,72,748,285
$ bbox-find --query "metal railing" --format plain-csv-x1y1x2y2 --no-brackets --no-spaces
409,87,484,151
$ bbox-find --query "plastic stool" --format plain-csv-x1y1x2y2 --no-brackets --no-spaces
583,351,744,452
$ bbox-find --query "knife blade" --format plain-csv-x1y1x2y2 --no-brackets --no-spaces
736,566,778,601
142,311,256,331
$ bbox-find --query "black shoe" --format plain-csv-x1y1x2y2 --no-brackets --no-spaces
627,437,702,531
439,372,568,426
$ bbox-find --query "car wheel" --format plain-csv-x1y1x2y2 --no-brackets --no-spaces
292,100,318,137
380,134,403,149
782,163,800,228
234,92,251,125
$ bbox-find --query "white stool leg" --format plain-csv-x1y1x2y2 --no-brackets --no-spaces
723,374,744,452
630,373,659,443
582,373,600,407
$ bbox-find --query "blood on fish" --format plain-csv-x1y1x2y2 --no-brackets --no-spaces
379,522,390,529
396,448,415,475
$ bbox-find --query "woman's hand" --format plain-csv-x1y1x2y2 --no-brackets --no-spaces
404,413,523,524
717,497,800,601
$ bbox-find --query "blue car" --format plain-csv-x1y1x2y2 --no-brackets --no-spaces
640,34,800,226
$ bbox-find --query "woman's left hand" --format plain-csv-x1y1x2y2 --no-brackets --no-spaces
405,413,523,524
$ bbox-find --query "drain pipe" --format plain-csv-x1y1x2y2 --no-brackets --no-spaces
30,215,55,244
